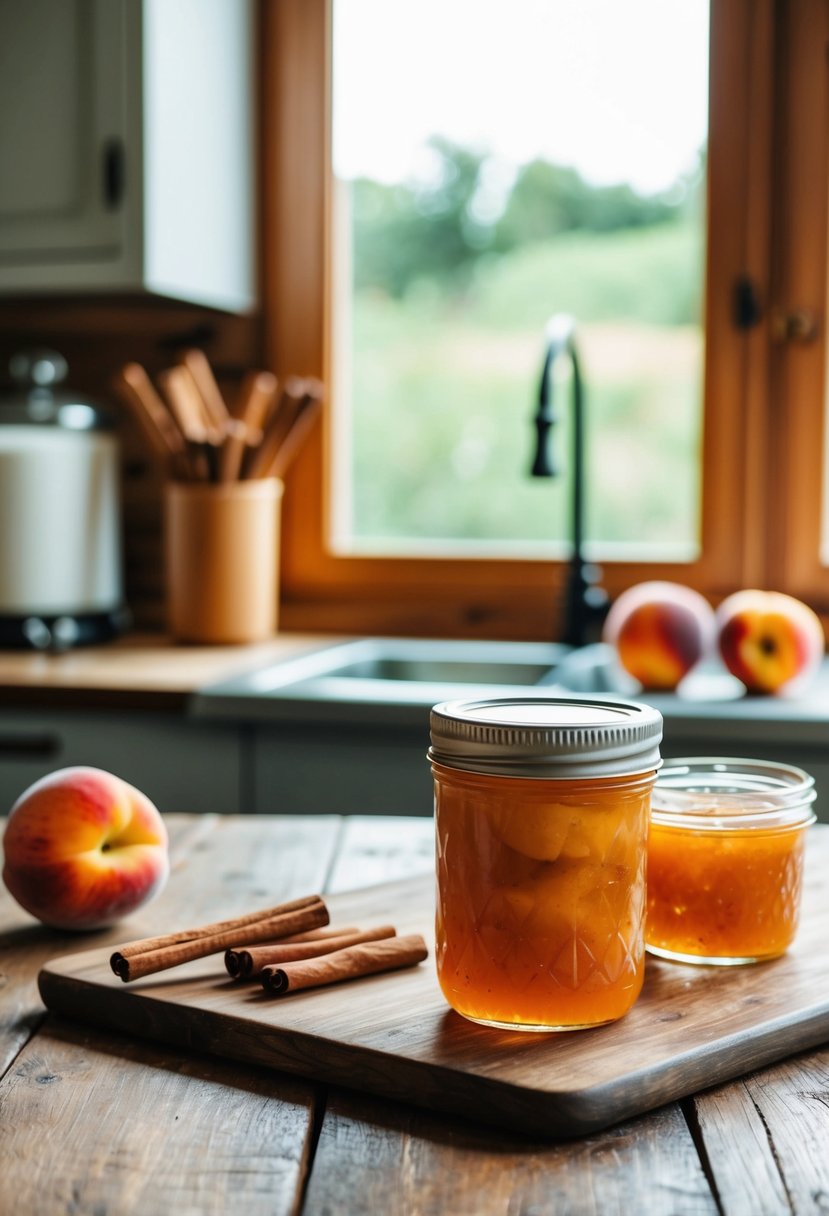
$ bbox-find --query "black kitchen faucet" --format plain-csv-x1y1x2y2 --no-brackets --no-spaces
530,314,609,648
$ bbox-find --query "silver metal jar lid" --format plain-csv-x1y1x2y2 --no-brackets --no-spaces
429,697,663,779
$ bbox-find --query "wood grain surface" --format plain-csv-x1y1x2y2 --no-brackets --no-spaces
0,631,335,707
690,1046,829,1215
4,814,829,1213
37,828,829,1138
305,1089,718,1216
1,814,340,1216
1,1018,318,1216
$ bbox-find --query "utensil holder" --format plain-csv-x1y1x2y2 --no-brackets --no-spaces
164,478,283,644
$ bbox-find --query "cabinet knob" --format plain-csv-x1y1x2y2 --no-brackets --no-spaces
771,308,818,344
102,138,125,209
0,733,60,760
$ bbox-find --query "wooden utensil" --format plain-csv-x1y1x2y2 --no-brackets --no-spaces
113,363,189,478
244,378,324,480
243,377,306,480
114,357,320,485
157,367,213,480
266,393,323,480
181,348,232,436
218,371,278,484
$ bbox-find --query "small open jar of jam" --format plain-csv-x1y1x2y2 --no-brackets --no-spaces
429,697,663,1032
647,758,817,965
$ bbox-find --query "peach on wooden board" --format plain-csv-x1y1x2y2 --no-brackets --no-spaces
2,766,169,930
716,590,824,695
602,581,716,691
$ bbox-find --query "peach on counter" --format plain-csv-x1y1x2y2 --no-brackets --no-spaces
602,581,716,691
716,590,824,695
2,766,169,930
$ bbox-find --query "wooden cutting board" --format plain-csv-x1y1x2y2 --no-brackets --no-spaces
38,835,829,1139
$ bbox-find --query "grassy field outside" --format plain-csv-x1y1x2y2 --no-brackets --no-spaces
341,220,704,555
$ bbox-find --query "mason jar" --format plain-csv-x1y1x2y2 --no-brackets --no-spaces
429,697,663,1031
647,757,817,965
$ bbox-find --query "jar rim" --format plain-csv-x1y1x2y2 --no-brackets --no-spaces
651,757,817,831
429,755,659,788
429,696,663,780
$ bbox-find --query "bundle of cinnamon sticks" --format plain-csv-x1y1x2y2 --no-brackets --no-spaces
109,894,428,997
113,349,324,484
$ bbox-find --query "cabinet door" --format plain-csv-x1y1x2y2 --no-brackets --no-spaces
0,710,242,815
253,723,434,817
0,0,125,265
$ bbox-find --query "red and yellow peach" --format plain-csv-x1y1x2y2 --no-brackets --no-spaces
602,581,716,691
2,766,169,930
716,590,824,695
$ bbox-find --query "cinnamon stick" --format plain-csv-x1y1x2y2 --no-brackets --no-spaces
222,922,362,980
113,894,324,960
110,896,328,982
260,933,428,996
276,926,358,944
225,924,397,979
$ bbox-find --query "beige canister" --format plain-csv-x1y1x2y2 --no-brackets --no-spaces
164,478,283,643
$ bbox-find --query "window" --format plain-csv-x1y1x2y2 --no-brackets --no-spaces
263,0,829,640
331,0,707,562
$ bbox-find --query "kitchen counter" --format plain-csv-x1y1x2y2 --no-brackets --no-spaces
2,812,828,1215
0,631,340,710
2,633,829,731
3,634,829,819
0,633,344,815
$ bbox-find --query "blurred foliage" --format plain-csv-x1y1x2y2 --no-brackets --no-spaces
342,141,706,551
348,222,702,547
468,222,703,328
351,136,704,301
494,160,688,248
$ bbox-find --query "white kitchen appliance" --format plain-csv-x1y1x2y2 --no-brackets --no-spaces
0,350,128,649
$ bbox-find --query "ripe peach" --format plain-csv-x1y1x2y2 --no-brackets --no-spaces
716,590,824,695
2,766,169,930
602,581,716,691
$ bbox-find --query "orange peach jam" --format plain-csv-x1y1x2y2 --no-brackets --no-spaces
429,697,663,1032
646,759,817,965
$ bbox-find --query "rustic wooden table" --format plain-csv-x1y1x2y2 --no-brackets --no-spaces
2,813,828,1215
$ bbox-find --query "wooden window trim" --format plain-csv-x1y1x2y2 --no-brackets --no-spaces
262,0,775,641
766,0,829,610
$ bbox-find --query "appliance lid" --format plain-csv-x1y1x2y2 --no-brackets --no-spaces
0,349,113,430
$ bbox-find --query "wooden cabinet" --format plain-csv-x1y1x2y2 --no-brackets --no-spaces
0,0,255,312
0,709,245,814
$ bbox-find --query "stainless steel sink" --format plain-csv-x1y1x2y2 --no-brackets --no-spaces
192,637,637,727
188,638,829,821
305,652,553,686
